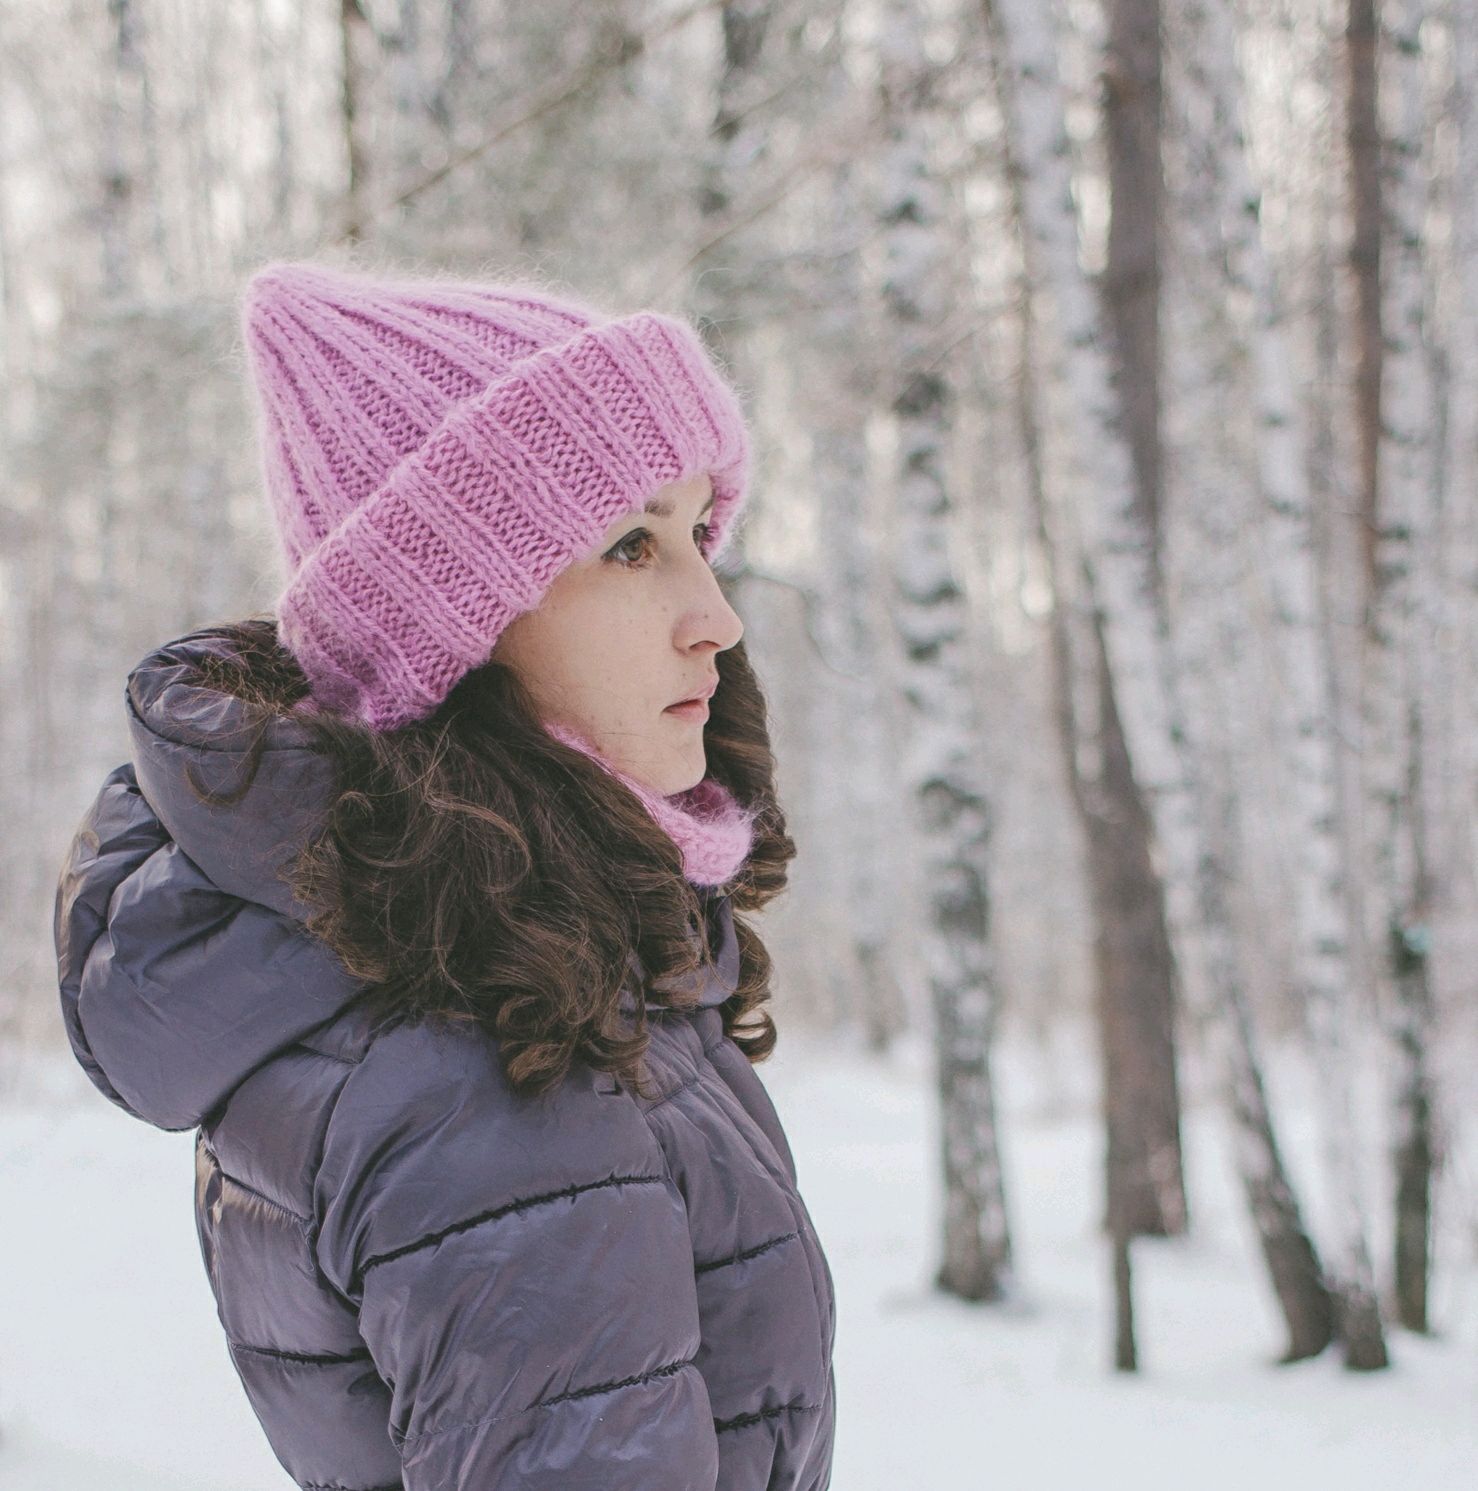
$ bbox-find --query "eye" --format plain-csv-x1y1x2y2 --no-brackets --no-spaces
606,527,655,567
604,521,717,569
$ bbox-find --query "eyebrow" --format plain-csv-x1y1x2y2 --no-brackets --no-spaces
644,491,716,519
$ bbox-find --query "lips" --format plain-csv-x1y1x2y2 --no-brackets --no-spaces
667,679,718,709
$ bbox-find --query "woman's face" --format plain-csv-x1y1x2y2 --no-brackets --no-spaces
489,472,743,795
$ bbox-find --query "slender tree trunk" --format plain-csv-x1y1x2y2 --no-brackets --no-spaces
100,0,140,297
340,0,371,242
429,0,474,136
1176,0,1387,1370
698,1,773,222
878,0,1012,1302
985,0,1336,1360
691,0,775,405
690,0,773,532
1015,237,1171,1363
1100,0,1188,1247
1348,0,1381,594
1443,0,1478,1153
811,149,908,1050
1111,1226,1137,1372
1369,0,1440,1338
253,0,297,239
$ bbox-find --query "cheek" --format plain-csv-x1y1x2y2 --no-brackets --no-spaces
565,614,645,705
536,582,671,714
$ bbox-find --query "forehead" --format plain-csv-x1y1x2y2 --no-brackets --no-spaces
643,473,714,518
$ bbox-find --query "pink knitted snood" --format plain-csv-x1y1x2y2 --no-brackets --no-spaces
543,720,757,887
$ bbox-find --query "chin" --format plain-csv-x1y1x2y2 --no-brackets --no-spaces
622,741,705,797
661,749,708,797
676,763,708,795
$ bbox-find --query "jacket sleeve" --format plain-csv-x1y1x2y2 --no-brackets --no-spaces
311,1025,721,1491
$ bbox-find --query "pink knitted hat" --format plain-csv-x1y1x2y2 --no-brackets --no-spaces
239,259,751,732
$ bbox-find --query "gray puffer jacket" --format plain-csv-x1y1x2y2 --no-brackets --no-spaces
53,630,837,1491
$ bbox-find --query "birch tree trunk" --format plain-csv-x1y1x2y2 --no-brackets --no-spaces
810,150,909,1049
1348,0,1382,594
252,0,297,240
340,0,371,243
1174,0,1387,1370
1099,0,1188,1255
429,0,474,137
985,0,1336,1358
878,0,1013,1301
1369,0,1441,1337
690,0,775,483
1443,0,1478,1071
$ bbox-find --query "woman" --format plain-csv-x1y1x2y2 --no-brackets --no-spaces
53,260,837,1491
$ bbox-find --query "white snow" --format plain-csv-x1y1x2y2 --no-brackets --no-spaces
2,1025,1474,1490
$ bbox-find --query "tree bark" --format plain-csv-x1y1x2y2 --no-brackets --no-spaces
1099,0,1188,1247
339,0,371,243
1369,0,1440,1339
879,0,1012,1302
985,0,1335,1360
1347,0,1381,595
1174,0,1387,1371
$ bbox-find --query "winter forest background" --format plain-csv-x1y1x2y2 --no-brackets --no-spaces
3,0,1477,1485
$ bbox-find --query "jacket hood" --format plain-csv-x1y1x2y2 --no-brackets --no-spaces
125,628,339,924
55,627,739,1131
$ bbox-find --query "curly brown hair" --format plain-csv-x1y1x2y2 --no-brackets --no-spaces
179,614,795,1101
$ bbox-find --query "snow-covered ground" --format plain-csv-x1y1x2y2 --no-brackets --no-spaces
2,1023,1475,1490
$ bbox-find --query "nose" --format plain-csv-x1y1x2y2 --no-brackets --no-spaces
678,553,743,652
